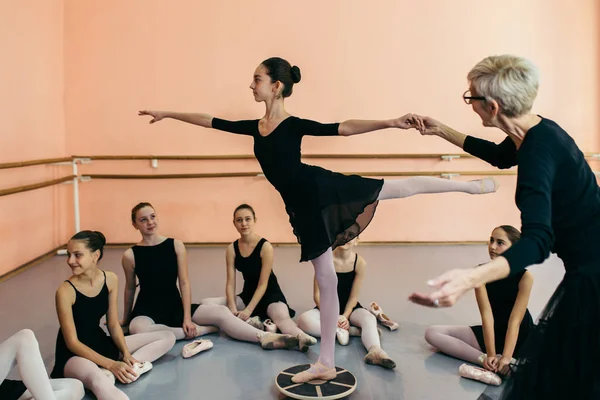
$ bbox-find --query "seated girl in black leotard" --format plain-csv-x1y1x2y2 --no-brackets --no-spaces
424,225,534,376
297,237,396,369
122,202,300,352
51,231,176,400
201,204,317,352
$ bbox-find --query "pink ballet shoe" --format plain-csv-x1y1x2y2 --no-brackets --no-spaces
263,319,277,333
297,333,318,353
458,363,502,386
259,332,299,350
336,327,350,345
370,302,399,331
182,339,213,359
470,177,499,194
130,361,153,382
291,362,337,384
364,346,396,369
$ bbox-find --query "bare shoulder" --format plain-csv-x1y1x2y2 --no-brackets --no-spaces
261,240,273,254
173,238,186,252
519,270,534,285
105,270,119,289
226,242,235,253
56,280,76,300
122,247,135,262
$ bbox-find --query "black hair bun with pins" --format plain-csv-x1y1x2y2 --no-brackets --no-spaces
290,65,301,84
94,231,107,246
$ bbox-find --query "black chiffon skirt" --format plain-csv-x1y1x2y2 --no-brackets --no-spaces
283,165,383,262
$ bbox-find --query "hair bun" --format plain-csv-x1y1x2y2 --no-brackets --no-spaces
290,65,301,84
94,231,107,246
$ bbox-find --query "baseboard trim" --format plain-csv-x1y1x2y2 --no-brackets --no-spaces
0,244,66,283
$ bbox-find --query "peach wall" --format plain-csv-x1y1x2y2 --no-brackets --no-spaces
0,0,72,276
3,1,598,274
61,0,600,246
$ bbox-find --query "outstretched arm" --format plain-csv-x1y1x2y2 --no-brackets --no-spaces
139,110,213,127
140,110,257,136
414,116,517,168
338,114,419,136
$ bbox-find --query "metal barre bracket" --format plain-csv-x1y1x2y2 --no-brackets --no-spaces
441,155,460,161
441,173,460,179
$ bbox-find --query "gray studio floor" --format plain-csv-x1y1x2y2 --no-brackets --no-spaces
0,244,564,400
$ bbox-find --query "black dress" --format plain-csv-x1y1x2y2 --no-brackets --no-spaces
234,238,295,320
470,270,533,355
464,117,600,400
212,117,384,262
130,238,199,327
51,271,120,378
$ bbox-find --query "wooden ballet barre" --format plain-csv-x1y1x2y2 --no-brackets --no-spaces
87,173,261,179
87,171,518,180
3,151,597,171
75,153,475,161
69,153,600,161
0,157,73,170
0,175,76,197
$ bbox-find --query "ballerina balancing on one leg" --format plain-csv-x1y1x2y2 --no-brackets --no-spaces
139,56,498,383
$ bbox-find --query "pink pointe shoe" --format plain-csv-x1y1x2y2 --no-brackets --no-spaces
182,339,214,359
263,319,278,333
370,302,399,331
336,327,350,345
458,363,502,386
130,361,153,382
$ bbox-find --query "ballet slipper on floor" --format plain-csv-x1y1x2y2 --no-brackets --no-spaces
297,333,317,353
263,319,277,333
291,362,337,384
130,361,153,382
369,302,399,331
258,332,299,350
458,364,502,386
182,339,214,359
364,346,396,369
336,327,350,345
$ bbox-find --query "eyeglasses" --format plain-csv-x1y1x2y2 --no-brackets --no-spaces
463,90,486,105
